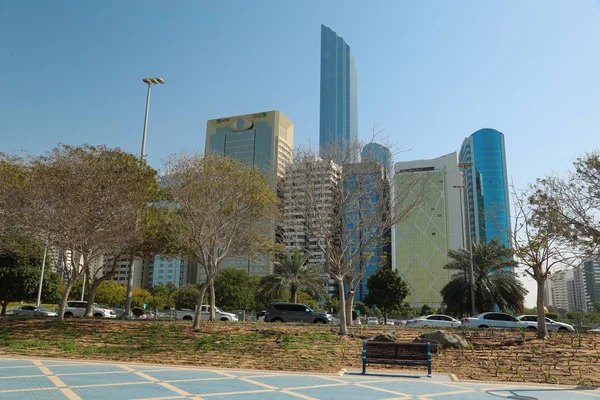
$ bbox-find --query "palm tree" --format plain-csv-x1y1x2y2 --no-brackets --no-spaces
260,249,326,303
441,239,526,316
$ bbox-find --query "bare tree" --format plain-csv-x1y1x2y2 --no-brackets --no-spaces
283,142,425,334
163,153,279,330
26,144,160,321
510,185,576,339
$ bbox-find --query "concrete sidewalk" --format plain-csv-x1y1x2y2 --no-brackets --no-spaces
0,356,597,399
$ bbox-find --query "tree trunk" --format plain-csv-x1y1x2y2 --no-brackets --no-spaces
209,280,215,321
192,281,210,330
290,284,298,303
337,278,347,335
57,278,76,322
345,288,355,327
536,275,548,339
0,301,7,316
124,250,136,315
84,281,96,317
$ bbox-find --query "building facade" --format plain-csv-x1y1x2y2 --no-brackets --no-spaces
459,128,511,249
206,110,294,275
362,143,393,181
282,157,341,299
344,162,390,302
320,25,358,160
392,153,464,308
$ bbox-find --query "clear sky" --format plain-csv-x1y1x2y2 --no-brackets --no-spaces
2,1,599,307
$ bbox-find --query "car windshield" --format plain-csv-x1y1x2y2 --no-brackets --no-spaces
93,303,101,308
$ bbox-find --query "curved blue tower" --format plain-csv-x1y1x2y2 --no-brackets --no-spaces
459,128,511,249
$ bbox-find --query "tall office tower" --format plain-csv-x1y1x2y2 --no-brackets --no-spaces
583,260,600,309
459,128,511,248
344,161,390,302
362,143,393,181
149,256,183,288
282,157,341,299
206,111,294,275
392,153,464,308
320,25,358,160
549,269,572,311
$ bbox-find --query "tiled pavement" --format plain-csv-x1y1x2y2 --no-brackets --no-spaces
0,357,598,399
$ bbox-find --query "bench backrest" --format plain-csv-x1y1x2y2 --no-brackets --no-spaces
364,341,430,360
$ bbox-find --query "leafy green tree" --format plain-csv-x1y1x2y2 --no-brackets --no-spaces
441,240,525,316
419,304,433,316
258,250,326,304
545,312,559,320
174,285,201,310
163,153,279,329
131,288,152,309
149,283,178,309
364,267,410,324
213,268,260,311
94,281,126,307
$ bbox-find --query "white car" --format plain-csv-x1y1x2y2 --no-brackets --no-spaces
367,317,379,325
176,305,239,322
409,314,462,328
461,312,536,330
64,301,117,319
517,315,575,332
10,306,58,317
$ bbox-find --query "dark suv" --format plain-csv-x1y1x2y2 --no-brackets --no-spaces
264,302,334,324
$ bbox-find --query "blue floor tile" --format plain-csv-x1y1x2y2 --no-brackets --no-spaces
248,375,343,389
0,366,44,377
71,383,179,400
58,372,148,387
47,364,127,375
292,384,401,400
363,380,461,396
143,369,226,381
0,359,35,367
168,378,265,395
0,388,67,400
208,391,302,399
0,376,55,391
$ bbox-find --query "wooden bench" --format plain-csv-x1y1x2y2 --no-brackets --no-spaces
362,340,432,376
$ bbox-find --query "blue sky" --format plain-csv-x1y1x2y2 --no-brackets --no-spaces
2,1,599,306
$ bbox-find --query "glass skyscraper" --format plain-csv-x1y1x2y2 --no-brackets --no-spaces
320,25,358,159
459,128,511,249
362,143,393,181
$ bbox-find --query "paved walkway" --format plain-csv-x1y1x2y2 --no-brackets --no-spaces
0,357,598,399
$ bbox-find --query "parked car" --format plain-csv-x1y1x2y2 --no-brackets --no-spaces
264,302,334,324
461,312,536,330
10,305,58,317
517,315,575,332
63,301,116,319
367,317,379,325
408,314,462,328
175,305,239,322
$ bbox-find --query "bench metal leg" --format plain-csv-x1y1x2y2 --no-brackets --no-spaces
362,360,366,374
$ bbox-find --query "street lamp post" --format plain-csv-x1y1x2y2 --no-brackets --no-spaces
124,77,165,316
457,162,476,317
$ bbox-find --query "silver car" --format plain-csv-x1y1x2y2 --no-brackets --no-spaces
10,305,58,317
517,315,575,332
264,302,334,324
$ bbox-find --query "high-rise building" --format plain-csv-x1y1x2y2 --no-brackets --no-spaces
459,128,511,248
206,111,294,275
392,153,464,308
206,111,293,181
344,161,389,302
149,256,183,288
583,260,600,308
320,25,358,160
282,157,341,299
362,143,393,181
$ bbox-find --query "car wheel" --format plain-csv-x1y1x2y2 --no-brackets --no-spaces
220,317,229,321
478,325,488,328
526,326,536,331
271,317,283,323
64,312,73,318
93,313,103,318
313,319,326,324
183,315,193,321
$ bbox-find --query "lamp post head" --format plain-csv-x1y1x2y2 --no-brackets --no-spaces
142,77,165,85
